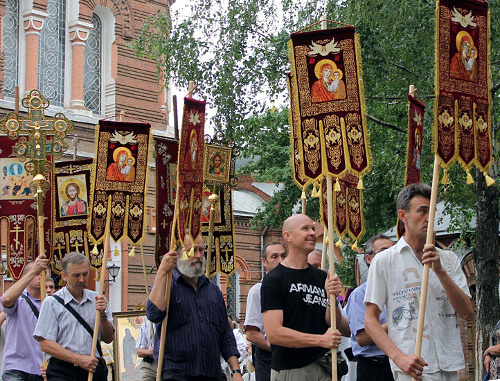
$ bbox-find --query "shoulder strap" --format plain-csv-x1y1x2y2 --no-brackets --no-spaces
52,295,103,357
20,294,39,318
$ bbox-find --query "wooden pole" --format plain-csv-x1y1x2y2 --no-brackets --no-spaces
411,155,440,381
140,244,149,296
14,86,19,115
157,81,194,379
173,95,179,140
327,175,337,379
205,193,218,277
33,174,47,302
321,232,328,270
88,197,113,381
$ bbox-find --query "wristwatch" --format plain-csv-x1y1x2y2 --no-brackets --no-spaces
232,369,242,377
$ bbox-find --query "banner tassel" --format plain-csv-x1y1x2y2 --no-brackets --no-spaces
128,246,136,257
352,240,358,251
335,238,343,248
114,246,120,256
188,246,194,258
484,172,495,187
91,244,99,255
334,178,341,192
357,177,364,190
441,169,450,185
311,184,320,198
301,187,307,200
182,249,189,260
466,169,474,184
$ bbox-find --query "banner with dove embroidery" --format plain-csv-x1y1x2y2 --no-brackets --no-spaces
89,120,151,245
435,0,492,182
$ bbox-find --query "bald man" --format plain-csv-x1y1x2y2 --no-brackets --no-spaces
308,249,323,269
261,214,350,380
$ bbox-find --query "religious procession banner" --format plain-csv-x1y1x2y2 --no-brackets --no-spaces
202,140,238,278
154,137,178,268
52,159,104,272
319,173,364,245
398,94,426,238
0,136,53,279
176,97,206,252
288,24,371,186
434,0,493,185
89,120,151,245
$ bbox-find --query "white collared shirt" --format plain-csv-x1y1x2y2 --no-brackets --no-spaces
364,237,470,373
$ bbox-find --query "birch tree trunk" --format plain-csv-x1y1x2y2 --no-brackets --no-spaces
473,172,499,380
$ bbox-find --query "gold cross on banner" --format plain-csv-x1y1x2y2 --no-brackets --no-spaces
0,89,74,190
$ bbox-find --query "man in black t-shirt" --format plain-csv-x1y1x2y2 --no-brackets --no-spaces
261,214,350,380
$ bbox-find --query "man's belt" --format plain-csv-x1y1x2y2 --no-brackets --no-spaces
358,355,389,365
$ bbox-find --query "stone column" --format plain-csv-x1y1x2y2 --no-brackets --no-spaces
68,20,93,109
23,10,47,92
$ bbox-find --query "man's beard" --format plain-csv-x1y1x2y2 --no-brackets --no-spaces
177,256,206,278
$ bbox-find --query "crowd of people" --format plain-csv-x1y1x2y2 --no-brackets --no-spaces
0,183,496,381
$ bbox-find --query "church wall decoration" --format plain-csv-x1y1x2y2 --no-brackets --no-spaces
89,120,152,246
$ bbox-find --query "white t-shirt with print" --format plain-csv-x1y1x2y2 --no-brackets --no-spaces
364,237,470,374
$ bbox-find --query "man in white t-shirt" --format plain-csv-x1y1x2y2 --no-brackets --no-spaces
244,242,286,381
364,183,473,381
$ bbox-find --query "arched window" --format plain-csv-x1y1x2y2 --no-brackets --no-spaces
83,13,102,114
38,0,66,107
3,0,19,97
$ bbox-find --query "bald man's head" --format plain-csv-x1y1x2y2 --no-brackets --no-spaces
282,214,316,255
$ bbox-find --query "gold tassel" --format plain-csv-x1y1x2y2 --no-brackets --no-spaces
181,249,189,260
484,172,495,187
352,241,358,251
334,178,341,192
91,244,99,255
311,184,319,198
301,188,306,200
324,236,329,245
466,169,474,184
188,246,194,257
335,238,343,248
357,178,364,190
128,246,135,257
441,169,450,185
114,246,119,256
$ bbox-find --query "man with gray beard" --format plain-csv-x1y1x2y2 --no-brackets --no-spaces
147,234,242,381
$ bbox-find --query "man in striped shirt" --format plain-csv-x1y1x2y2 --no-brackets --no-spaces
147,234,243,381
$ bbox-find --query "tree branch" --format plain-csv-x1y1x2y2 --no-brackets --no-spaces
492,82,500,96
366,114,406,133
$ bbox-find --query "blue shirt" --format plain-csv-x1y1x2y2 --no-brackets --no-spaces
146,270,239,378
345,282,387,357
1,290,43,375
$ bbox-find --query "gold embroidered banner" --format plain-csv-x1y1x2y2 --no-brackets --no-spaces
398,94,426,238
435,0,492,183
0,136,53,280
176,98,206,250
53,159,104,271
288,25,372,183
89,120,151,245
154,137,178,268
319,173,364,244
201,138,238,278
